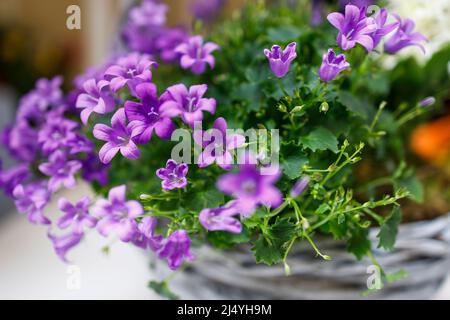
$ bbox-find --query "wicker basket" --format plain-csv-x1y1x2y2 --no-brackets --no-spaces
154,214,450,299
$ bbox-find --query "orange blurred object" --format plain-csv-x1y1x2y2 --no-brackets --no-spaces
410,115,450,164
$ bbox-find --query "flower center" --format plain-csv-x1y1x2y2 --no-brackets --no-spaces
127,68,137,77
186,97,198,112
241,179,256,195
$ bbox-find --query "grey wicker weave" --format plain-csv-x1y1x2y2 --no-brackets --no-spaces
154,214,450,299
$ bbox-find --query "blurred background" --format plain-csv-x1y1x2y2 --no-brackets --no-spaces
0,0,449,299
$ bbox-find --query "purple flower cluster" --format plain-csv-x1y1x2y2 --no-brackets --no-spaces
327,5,426,54
121,0,219,74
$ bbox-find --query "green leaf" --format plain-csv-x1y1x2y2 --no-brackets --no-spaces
377,206,401,251
252,218,297,265
267,26,302,42
207,228,251,249
397,174,424,203
338,91,369,119
299,127,339,153
148,281,179,300
281,155,308,179
347,228,371,260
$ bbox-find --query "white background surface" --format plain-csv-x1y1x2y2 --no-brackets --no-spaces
0,185,449,300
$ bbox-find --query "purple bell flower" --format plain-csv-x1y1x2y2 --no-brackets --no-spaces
48,232,83,262
175,35,219,75
384,14,427,54
0,164,30,197
319,48,350,82
263,42,297,78
57,197,97,235
155,27,189,63
290,176,310,198
199,201,242,234
193,117,245,170
157,230,194,270
156,159,189,191
125,83,175,144
38,150,82,193
132,216,163,251
13,182,51,225
217,161,283,217
38,116,79,156
92,185,144,242
159,84,216,128
104,53,158,93
93,108,142,164
76,79,115,125
369,8,398,48
327,5,377,51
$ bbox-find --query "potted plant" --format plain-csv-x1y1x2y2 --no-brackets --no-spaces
1,0,449,299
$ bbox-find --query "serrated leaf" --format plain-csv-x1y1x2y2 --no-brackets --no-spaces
281,155,308,179
347,228,371,260
252,218,297,265
299,127,339,153
207,228,251,249
397,174,424,203
377,206,401,251
338,91,369,119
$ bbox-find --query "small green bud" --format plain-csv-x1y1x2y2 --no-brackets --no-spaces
320,101,329,113
290,105,304,113
278,104,287,112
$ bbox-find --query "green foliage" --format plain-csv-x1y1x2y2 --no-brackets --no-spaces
377,206,402,251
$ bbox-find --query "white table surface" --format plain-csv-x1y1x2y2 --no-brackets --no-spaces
0,184,449,300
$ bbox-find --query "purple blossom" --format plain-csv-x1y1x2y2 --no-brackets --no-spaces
122,23,163,55
193,117,245,170
129,0,167,27
156,159,188,191
132,216,163,250
92,185,144,242
104,53,158,93
158,230,194,270
192,0,224,22
199,202,242,234
38,115,79,156
31,76,64,112
311,0,324,26
175,36,219,75
339,0,373,8
76,79,115,125
290,176,310,198
263,42,297,78
319,48,350,82
327,5,377,51
419,96,436,108
38,151,82,192
384,14,427,54
0,164,30,197
217,162,282,217
13,182,51,225
66,134,94,155
155,27,189,63
93,108,141,164
80,153,109,186
48,232,83,262
369,8,398,48
2,123,39,162
125,83,175,144
57,197,97,235
159,84,216,127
